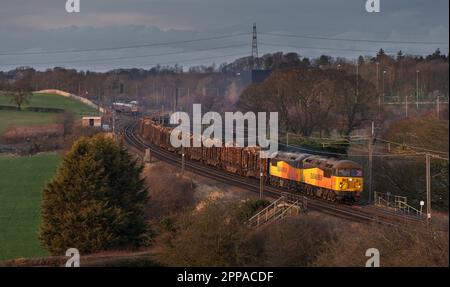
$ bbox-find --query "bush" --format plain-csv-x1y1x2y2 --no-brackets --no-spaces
144,164,196,220
40,134,149,255
155,201,252,267
235,198,270,222
154,204,449,267
257,215,337,267
312,218,449,267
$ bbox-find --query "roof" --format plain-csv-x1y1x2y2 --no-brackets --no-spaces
274,151,362,170
332,160,363,169
82,116,102,120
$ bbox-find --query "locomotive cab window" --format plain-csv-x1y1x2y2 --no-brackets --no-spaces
351,169,363,177
337,169,351,177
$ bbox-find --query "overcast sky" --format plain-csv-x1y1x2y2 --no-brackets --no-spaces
0,0,448,71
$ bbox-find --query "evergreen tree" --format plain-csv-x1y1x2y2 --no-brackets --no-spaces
40,134,148,255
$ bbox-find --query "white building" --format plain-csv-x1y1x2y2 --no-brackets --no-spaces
82,116,102,128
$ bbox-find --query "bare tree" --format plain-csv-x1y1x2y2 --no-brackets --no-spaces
333,71,377,135
7,74,33,110
239,68,376,136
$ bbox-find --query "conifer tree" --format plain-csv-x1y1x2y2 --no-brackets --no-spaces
40,134,148,255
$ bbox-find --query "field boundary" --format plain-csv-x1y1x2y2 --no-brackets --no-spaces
0,104,65,113
35,89,104,114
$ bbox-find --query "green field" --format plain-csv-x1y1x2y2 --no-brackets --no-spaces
0,92,99,135
0,92,98,261
0,110,58,135
0,153,60,261
0,92,98,116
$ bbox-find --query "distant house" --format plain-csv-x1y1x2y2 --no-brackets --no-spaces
82,116,102,128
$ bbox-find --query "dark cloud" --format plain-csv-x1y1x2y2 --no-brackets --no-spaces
0,0,448,71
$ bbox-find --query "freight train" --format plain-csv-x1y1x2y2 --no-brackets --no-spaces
139,118,364,203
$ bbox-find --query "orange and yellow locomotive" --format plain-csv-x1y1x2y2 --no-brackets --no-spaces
269,152,363,202
139,118,364,203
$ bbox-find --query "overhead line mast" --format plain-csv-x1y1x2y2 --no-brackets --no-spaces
251,23,260,70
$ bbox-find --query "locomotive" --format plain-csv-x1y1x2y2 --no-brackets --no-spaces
113,101,139,115
139,118,363,203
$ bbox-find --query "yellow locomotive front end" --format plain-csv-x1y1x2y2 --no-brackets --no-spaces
331,160,364,201
268,152,364,203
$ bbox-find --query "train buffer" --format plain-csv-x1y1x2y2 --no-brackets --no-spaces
248,192,307,229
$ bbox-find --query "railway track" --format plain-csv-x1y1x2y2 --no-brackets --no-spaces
123,122,424,226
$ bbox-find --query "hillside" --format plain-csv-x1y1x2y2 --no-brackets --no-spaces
0,92,99,135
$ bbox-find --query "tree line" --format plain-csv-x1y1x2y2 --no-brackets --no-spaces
238,67,377,136
0,48,447,104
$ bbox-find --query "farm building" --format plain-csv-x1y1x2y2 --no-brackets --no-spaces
82,116,102,128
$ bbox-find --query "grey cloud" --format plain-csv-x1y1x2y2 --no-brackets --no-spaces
0,0,448,71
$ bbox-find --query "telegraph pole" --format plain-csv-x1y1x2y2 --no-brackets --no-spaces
319,92,323,138
356,61,359,101
416,70,420,110
112,109,116,140
174,87,179,112
376,65,381,113
163,87,166,107
158,87,162,107
152,82,155,101
368,121,374,204
259,159,264,199
187,88,191,114
437,96,440,120
382,70,386,103
181,146,185,175
405,96,408,118
376,62,379,92
378,94,381,113
426,153,431,224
